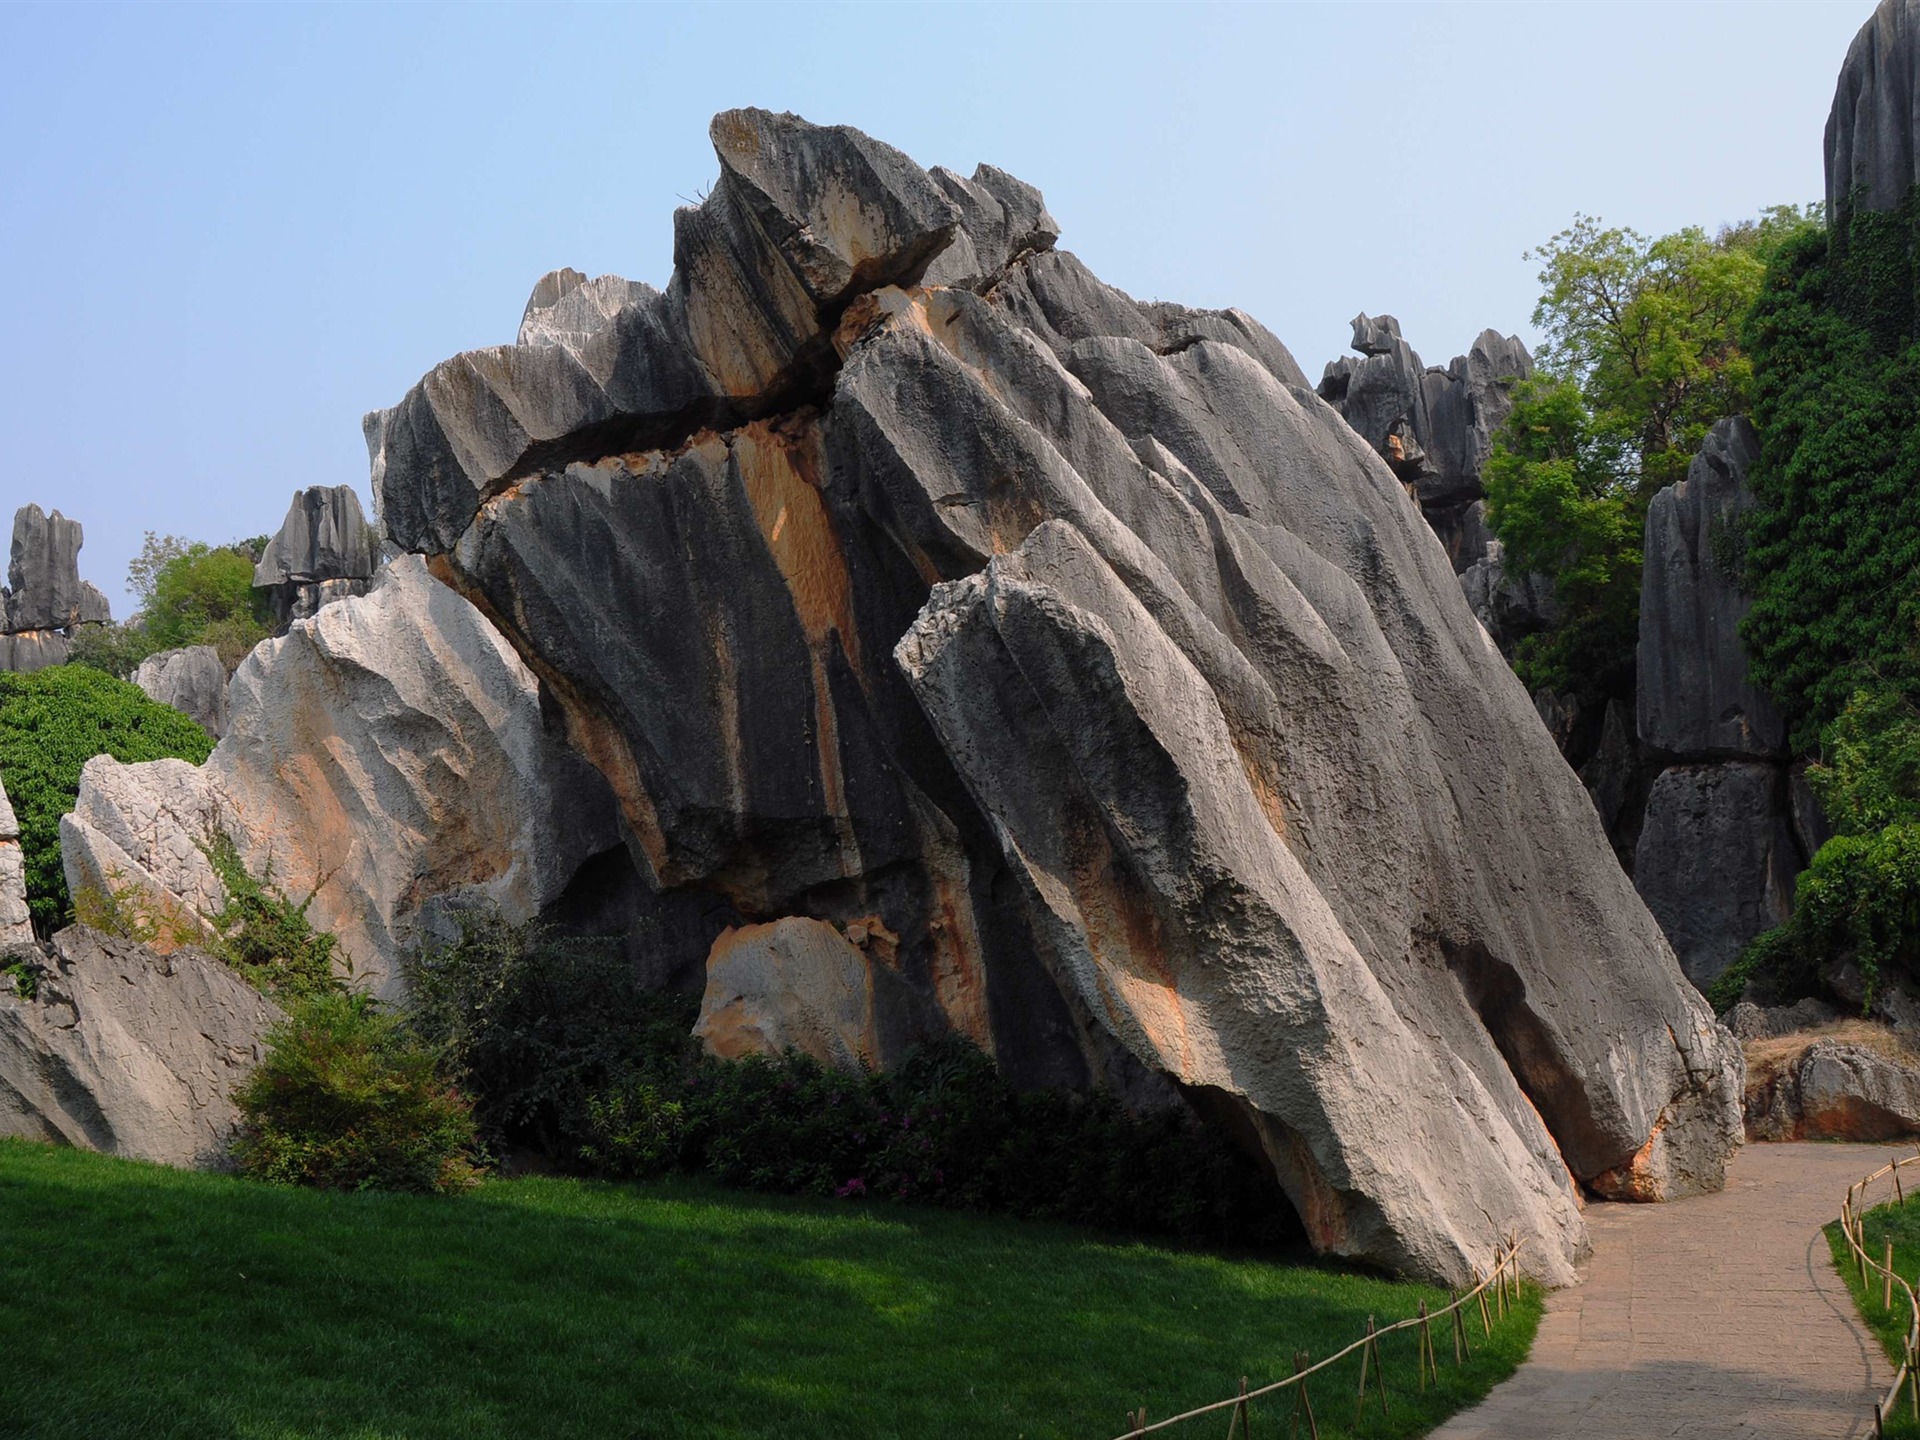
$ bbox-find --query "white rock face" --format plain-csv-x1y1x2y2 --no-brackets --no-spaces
60,557,622,995
695,916,926,1071
0,773,31,949
0,926,282,1167
133,645,230,739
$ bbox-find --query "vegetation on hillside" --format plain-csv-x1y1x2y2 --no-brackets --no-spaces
1484,207,1820,703
0,1138,1541,1440
0,665,212,931
68,531,272,680
1740,194,1920,747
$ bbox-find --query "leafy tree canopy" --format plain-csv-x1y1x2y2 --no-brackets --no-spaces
1486,205,1822,704
69,533,272,681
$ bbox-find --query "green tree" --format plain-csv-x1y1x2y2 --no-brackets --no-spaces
142,543,271,669
1486,206,1821,703
0,666,213,931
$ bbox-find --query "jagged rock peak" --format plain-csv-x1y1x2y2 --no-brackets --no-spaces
3,504,110,635
1828,0,1920,226
360,110,1739,1285
1350,312,1403,356
1637,417,1785,759
254,485,378,587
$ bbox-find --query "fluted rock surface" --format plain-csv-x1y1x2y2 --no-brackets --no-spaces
355,109,1744,1285
254,485,379,630
133,645,230,739
0,504,109,671
1639,418,1785,758
61,556,621,995
1828,0,1920,228
0,926,281,1166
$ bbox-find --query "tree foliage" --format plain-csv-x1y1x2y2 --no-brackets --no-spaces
1486,207,1822,705
0,666,212,930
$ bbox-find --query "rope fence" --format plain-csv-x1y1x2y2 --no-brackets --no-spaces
1837,1149,1920,1437
1109,1232,1526,1439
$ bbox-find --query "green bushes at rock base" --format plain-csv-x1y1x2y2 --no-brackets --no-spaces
405,911,1290,1246
233,990,480,1195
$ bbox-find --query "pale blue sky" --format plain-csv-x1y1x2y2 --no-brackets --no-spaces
0,1,1870,614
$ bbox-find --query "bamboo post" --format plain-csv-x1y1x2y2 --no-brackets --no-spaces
1887,1238,1896,1311
1288,1352,1318,1440
1453,1290,1470,1361
1226,1376,1248,1440
1354,1324,1371,1428
1130,1407,1146,1437
1910,1338,1919,1421
1895,1159,1904,1206
1476,1270,1493,1336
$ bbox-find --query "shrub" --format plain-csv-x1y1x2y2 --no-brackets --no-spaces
233,990,480,1194
65,621,162,682
0,666,213,931
199,831,340,1001
408,909,1290,1245
142,542,271,666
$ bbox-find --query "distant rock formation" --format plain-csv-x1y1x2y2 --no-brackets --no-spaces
0,774,30,949
0,926,281,1166
253,485,379,631
1628,419,1813,986
349,109,1742,1285
1827,0,1920,229
133,645,229,739
0,504,111,672
61,556,622,996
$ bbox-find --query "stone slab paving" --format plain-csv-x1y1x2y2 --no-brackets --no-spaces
1431,1143,1895,1439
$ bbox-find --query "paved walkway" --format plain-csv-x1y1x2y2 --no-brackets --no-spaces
1432,1143,1895,1439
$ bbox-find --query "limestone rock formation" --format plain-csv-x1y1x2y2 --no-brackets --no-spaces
1629,421,1812,981
0,926,282,1166
360,109,1744,1285
1746,1036,1920,1142
1638,418,1785,758
0,504,110,671
1634,764,1799,989
1827,0,1920,230
0,773,30,949
695,915,931,1071
61,556,622,995
254,485,380,630
1317,315,1533,578
133,645,230,739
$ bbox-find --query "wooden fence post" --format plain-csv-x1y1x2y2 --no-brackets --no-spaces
1288,1352,1318,1440
1887,1238,1896,1311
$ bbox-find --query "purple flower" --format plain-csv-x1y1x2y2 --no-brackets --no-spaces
836,1177,868,1199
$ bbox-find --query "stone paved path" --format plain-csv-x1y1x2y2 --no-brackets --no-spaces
1432,1143,1895,1439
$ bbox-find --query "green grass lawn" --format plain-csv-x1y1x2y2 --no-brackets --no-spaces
1830,1199,1920,1439
0,1138,1539,1440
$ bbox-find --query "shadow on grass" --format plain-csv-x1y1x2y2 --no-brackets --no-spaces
0,1140,1538,1440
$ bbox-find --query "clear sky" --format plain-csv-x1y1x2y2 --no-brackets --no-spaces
0,1,1871,615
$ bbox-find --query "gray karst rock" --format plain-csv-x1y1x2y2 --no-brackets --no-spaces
253,485,380,630
1634,763,1799,988
1,504,110,650
0,774,30,950
61,556,622,996
1638,417,1785,758
0,926,282,1166
357,109,1744,1285
1723,997,1842,1041
0,630,68,673
1316,316,1534,586
1827,0,1920,229
1745,1037,1920,1142
133,645,230,739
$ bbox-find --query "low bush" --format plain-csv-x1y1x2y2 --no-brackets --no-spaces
233,990,480,1195
407,910,1289,1245
199,831,340,1002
